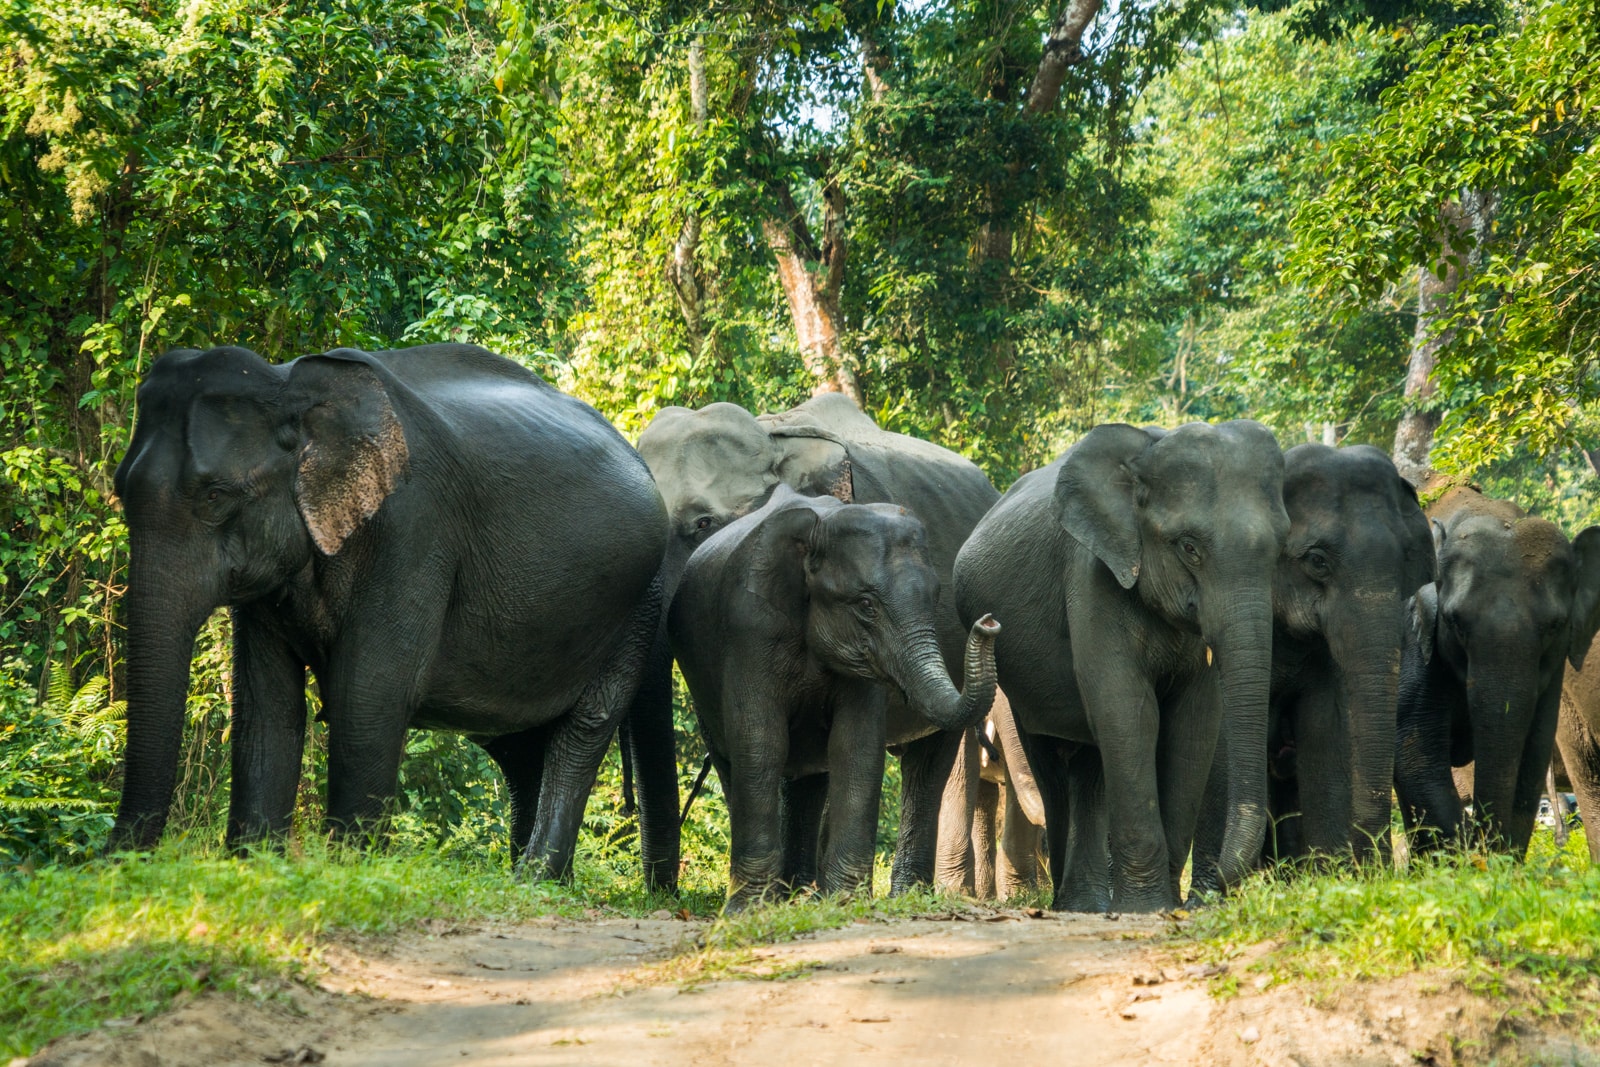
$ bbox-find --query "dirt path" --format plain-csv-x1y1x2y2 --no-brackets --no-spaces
27,907,1598,1066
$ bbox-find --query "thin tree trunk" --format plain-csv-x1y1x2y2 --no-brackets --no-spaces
1392,191,1492,485
976,0,1103,267
667,36,710,356
763,177,862,403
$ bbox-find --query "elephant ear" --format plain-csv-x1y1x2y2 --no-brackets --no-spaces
286,351,410,556
771,432,853,503
1054,423,1154,590
741,489,824,618
1397,475,1438,596
1411,583,1439,666
1568,526,1600,669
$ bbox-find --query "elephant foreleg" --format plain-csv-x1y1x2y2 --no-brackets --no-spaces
782,773,829,893
934,729,981,894
523,581,661,883
226,607,308,849
972,777,999,899
1556,696,1600,863
482,723,552,858
997,780,1043,900
890,729,963,894
1057,744,1110,913
1394,644,1464,853
819,682,888,897
621,624,681,892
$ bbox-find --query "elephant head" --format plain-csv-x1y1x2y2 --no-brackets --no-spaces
1273,444,1435,857
638,402,852,594
1056,420,1290,890
108,345,412,848
754,489,1000,731
1411,504,1600,850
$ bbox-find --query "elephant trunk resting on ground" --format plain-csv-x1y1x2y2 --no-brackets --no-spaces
111,344,675,886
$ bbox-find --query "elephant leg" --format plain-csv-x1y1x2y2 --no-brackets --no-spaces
1058,745,1111,913
1506,683,1563,858
482,723,553,857
523,581,661,882
934,729,980,894
226,607,308,848
890,728,963,894
1189,735,1227,899
1290,680,1353,858
620,623,681,892
782,773,829,892
819,683,887,897
1081,663,1172,911
973,777,999,899
1015,727,1073,908
1156,671,1223,894
1556,697,1600,863
997,780,1042,900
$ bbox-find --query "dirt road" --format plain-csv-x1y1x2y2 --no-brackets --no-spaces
27,907,1595,1066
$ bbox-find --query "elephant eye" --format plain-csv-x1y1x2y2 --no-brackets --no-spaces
1303,549,1332,577
694,516,714,531
855,595,877,618
206,489,221,502
1178,537,1202,564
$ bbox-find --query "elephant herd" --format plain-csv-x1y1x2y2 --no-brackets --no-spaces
106,342,1600,914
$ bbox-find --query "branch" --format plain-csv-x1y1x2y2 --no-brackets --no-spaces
1025,0,1103,116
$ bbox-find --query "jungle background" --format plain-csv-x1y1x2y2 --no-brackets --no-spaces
3,0,1600,887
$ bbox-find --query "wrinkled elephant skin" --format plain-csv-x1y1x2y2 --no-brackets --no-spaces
110,344,673,887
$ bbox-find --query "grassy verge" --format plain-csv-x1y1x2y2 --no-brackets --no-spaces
1186,830,1600,1033
0,840,722,1058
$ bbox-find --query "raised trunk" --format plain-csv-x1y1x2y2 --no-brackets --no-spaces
1209,595,1275,891
107,549,218,850
894,616,1001,732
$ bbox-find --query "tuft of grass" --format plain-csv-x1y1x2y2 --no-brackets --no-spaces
1187,828,1600,1032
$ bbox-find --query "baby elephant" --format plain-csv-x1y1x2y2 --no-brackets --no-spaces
671,486,1001,910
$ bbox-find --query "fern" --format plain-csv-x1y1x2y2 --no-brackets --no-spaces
0,796,111,812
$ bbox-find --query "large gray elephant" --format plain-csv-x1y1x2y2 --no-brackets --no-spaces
1396,486,1600,856
109,344,674,886
670,487,1000,909
637,393,1001,891
1191,444,1434,888
954,422,1289,912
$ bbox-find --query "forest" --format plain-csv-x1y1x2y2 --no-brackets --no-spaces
4,0,1600,1058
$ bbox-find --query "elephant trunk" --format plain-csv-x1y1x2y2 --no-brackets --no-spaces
1465,665,1540,850
1207,591,1274,891
894,616,1001,732
108,536,218,851
1327,613,1405,860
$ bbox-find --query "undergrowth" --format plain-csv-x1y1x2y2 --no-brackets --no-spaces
1188,828,1600,1033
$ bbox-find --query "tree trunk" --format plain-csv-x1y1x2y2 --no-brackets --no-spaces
1392,191,1492,485
975,0,1103,267
763,178,863,404
667,36,710,356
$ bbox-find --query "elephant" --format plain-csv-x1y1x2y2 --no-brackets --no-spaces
954,421,1289,913
636,392,1002,891
108,343,676,887
935,693,1046,900
669,486,1000,909
1395,485,1600,856
1191,443,1434,888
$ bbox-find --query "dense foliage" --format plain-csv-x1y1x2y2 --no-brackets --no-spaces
4,0,1600,885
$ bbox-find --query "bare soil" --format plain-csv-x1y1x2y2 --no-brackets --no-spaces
23,907,1600,1067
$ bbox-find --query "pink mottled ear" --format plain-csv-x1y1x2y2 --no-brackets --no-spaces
287,354,410,556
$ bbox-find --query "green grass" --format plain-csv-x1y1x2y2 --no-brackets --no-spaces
0,839,719,1058
1187,828,1600,1031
